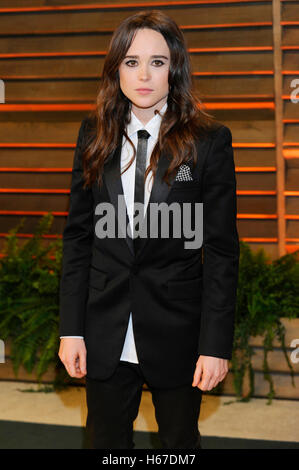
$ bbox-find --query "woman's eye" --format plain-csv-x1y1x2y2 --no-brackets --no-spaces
125,60,137,66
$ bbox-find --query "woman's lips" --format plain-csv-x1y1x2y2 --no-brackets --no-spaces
136,89,153,95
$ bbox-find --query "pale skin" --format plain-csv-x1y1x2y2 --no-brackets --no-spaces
59,27,229,391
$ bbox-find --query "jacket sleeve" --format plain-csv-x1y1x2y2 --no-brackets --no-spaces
59,117,94,337
197,125,240,359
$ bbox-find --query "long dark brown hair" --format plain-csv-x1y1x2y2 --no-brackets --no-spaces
82,9,219,190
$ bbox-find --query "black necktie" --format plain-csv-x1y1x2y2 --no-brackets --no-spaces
133,129,150,254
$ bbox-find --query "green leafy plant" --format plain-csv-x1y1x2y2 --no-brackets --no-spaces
0,213,70,389
231,241,299,404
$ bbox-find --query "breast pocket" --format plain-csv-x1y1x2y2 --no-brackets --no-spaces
88,266,108,291
171,181,199,191
168,181,200,205
167,276,202,300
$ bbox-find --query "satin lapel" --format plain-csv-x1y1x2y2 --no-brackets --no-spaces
103,139,177,259
103,141,134,257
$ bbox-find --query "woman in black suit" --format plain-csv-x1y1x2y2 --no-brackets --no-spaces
58,10,239,449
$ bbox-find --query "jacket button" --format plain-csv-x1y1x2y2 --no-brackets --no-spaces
131,264,139,274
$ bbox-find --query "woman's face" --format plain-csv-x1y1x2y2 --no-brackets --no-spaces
119,28,170,119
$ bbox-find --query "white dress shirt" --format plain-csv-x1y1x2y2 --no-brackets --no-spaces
60,101,168,365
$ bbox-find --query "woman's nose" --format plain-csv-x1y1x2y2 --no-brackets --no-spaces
138,65,151,80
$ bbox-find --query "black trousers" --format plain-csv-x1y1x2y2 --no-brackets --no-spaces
85,360,203,449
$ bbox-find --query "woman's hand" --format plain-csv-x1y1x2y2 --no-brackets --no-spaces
192,355,229,390
58,338,87,378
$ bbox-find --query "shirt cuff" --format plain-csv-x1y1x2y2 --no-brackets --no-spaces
60,336,84,339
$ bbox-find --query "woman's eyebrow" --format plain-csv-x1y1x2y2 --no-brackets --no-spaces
124,55,169,60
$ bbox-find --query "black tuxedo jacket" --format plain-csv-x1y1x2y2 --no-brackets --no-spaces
59,117,240,388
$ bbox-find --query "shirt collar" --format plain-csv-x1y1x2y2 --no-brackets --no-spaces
126,101,167,140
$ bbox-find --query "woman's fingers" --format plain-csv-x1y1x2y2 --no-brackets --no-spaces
59,338,87,378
